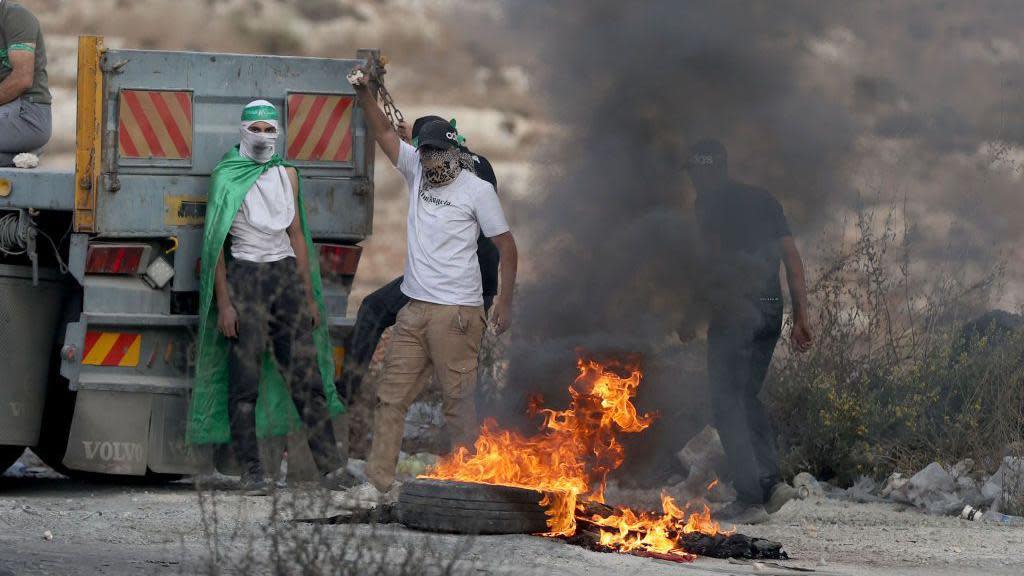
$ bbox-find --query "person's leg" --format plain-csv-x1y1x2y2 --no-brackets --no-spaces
366,301,432,490
226,260,270,479
266,259,341,476
707,319,764,504
427,304,486,452
747,303,784,498
0,101,51,166
339,277,409,401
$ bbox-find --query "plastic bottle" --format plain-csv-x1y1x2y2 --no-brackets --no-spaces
981,510,1024,526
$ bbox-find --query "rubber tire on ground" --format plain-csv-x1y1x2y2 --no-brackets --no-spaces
0,446,25,475
397,479,549,535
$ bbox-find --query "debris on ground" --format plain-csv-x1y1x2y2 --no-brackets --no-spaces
792,472,825,500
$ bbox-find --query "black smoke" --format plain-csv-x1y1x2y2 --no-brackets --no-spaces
481,1,1024,479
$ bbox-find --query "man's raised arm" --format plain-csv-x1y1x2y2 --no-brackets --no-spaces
349,65,400,165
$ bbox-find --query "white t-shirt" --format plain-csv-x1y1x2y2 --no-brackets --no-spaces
395,141,509,306
229,166,296,263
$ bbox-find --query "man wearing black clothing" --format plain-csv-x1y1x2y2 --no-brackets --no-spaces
339,117,499,404
686,139,813,524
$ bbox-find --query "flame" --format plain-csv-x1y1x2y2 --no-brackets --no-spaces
424,356,729,560
707,478,719,491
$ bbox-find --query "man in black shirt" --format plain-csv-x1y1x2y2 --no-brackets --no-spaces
687,139,813,524
339,116,499,404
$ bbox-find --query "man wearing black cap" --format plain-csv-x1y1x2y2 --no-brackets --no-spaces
343,69,518,507
338,116,501,410
686,138,812,524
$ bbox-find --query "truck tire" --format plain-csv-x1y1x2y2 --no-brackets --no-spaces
0,445,24,475
397,479,549,534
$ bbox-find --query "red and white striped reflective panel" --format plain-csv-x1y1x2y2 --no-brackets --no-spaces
118,90,193,160
286,94,354,163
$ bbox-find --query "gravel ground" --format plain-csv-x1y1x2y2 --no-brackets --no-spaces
1,457,1022,576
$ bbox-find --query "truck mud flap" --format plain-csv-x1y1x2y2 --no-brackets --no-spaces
63,390,151,475
148,394,200,474
0,270,67,446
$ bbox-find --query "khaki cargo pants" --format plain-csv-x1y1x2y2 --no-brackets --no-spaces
367,299,486,490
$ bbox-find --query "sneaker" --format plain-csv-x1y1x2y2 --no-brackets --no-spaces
766,482,799,514
240,472,270,497
715,501,770,525
321,466,359,491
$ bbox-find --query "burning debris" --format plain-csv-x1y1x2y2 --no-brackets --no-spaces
417,356,786,562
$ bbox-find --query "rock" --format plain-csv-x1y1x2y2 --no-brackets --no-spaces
881,472,907,498
897,462,963,515
767,482,799,513
13,153,39,169
957,475,986,508
666,426,734,504
982,457,1024,515
793,472,824,500
676,426,727,477
42,530,53,541
950,459,975,479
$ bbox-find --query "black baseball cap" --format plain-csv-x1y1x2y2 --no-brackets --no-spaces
414,118,460,150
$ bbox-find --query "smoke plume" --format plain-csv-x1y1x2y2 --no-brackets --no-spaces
491,1,1024,465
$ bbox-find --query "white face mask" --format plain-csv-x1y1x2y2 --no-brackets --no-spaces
240,126,278,164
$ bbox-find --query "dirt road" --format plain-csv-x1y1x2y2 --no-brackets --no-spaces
1,467,1022,575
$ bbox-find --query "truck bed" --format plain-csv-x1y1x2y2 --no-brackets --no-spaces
0,168,75,211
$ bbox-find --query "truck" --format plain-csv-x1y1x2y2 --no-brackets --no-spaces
0,36,377,479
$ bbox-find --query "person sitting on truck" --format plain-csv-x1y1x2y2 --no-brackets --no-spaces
338,115,500,409
339,67,518,509
188,100,352,494
0,0,51,166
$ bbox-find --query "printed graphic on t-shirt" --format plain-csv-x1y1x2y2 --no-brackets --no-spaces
418,190,453,208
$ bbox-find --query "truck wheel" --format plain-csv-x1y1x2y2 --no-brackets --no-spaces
396,479,549,534
0,445,25,474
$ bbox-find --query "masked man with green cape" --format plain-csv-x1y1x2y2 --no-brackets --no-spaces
189,100,349,494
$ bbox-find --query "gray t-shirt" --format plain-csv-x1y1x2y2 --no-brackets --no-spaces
0,2,50,104
395,141,509,307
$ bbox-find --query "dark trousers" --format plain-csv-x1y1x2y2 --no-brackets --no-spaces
339,276,493,401
227,258,340,477
707,299,783,504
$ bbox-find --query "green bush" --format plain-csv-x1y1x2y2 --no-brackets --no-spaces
765,205,1023,484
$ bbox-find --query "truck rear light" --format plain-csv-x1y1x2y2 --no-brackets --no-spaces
316,244,361,280
86,244,151,275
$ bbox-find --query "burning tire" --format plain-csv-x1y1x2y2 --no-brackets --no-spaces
397,478,549,535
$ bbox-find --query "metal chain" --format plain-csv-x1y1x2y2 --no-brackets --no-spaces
373,56,405,130
378,82,405,131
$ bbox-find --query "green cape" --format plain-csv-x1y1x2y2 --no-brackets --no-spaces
188,147,344,445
